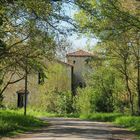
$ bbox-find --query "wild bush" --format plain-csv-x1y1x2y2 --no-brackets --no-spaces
74,87,96,115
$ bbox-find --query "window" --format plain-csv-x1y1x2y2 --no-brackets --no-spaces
17,94,24,108
73,60,76,64
79,82,83,88
79,82,86,88
17,90,29,108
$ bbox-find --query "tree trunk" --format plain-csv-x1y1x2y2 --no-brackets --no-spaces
125,75,134,115
0,73,25,106
124,59,134,115
137,56,140,114
24,59,28,116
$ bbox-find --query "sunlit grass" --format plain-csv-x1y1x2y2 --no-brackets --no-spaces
80,113,123,122
80,112,140,137
115,116,140,131
12,108,79,118
0,109,46,136
1,108,140,138
0,107,78,137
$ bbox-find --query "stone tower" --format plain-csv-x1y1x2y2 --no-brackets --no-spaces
66,50,94,94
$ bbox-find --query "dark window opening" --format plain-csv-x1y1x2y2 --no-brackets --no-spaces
17,94,24,108
17,90,29,108
79,82,86,88
79,82,83,88
73,60,76,64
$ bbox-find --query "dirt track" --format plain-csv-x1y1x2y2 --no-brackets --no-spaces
2,118,137,140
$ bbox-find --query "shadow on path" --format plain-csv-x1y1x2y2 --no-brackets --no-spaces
3,118,137,140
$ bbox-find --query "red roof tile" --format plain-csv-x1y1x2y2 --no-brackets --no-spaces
66,50,94,57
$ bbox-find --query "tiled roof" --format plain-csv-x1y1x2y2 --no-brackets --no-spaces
66,50,94,57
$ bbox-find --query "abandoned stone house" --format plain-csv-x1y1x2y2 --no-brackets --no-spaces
3,50,94,108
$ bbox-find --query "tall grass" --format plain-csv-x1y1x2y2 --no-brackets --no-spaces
80,112,140,137
1,108,140,137
0,109,45,136
115,116,140,131
12,108,79,118
80,113,123,122
0,108,78,136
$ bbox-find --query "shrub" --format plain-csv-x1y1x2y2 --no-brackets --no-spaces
75,86,115,115
37,89,73,114
56,91,73,114
74,87,96,115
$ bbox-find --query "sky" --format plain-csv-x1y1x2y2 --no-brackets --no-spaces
68,34,98,51
61,2,98,51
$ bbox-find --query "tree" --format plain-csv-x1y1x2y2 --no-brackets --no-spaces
93,39,137,114
74,0,140,114
0,0,75,107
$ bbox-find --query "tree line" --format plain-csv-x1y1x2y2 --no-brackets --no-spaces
74,0,140,115
0,0,140,116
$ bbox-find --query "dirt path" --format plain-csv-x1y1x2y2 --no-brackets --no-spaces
2,118,137,140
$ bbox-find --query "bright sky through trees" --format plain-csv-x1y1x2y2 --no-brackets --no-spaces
61,2,98,50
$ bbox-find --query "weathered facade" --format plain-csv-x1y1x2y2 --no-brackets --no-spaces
3,50,94,108
66,50,93,93
3,61,72,108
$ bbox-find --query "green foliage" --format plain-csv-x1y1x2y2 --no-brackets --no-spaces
0,0,74,105
75,0,140,114
74,87,95,115
75,86,115,115
83,112,140,138
80,113,123,122
75,0,140,39
56,91,73,114
91,68,117,112
42,90,73,114
27,63,74,114
115,116,140,131
0,109,45,136
79,112,140,136
14,108,79,118
74,58,131,114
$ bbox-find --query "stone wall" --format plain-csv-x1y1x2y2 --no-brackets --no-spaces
67,56,92,91
3,61,72,108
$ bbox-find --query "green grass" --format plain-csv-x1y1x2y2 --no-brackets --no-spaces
0,109,46,137
2,108,139,138
80,113,140,138
0,108,78,137
115,116,140,131
11,108,79,118
115,116,140,138
80,113,123,122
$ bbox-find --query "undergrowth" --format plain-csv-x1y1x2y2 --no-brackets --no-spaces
0,109,45,137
